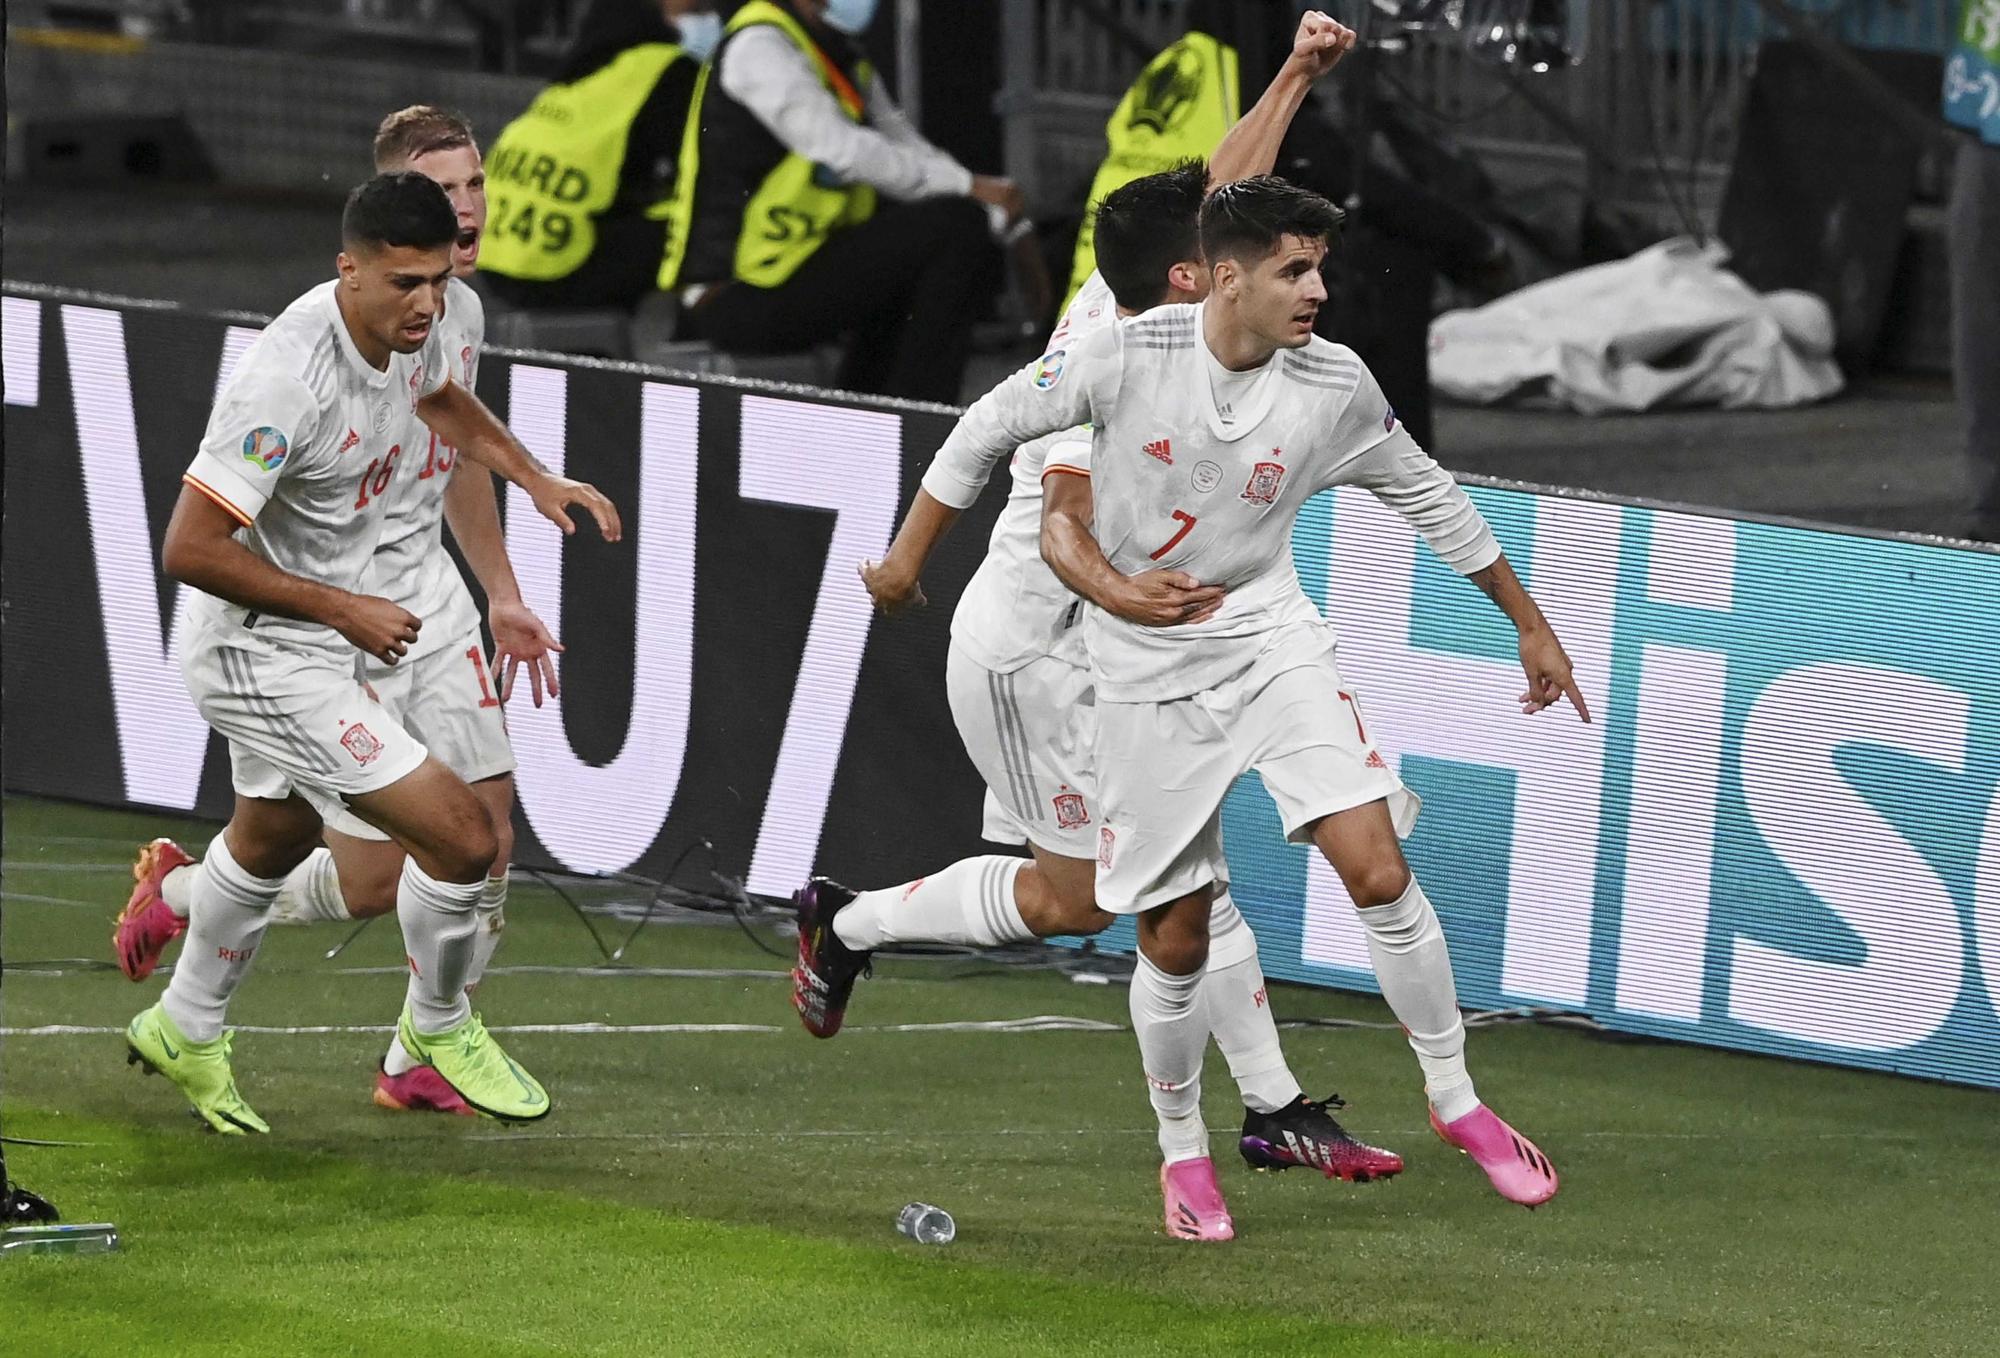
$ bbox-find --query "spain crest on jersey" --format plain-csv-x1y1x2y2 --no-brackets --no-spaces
1241,460,1286,505
1053,791,1090,830
241,426,289,471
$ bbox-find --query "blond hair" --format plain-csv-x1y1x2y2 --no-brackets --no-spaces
372,106,475,170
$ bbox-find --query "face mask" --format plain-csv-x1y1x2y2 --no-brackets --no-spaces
820,0,879,36
676,10,723,60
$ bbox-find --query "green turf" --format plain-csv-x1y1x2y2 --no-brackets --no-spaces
3,796,1996,1356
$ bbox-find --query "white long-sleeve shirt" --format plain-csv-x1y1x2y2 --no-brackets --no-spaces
718,25,973,202
925,303,1502,702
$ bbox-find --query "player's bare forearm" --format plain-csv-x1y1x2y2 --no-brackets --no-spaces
1040,474,1226,626
1207,11,1354,187
1039,474,1121,609
418,377,622,541
441,459,521,606
161,486,356,629
417,378,547,487
1467,555,1550,635
860,488,959,615
1467,554,1593,721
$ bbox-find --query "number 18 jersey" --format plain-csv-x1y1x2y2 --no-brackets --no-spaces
181,280,452,658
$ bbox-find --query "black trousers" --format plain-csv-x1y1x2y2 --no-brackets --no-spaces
687,196,1001,404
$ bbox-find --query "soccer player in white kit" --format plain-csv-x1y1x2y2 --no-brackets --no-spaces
918,176,1591,1239
119,172,620,1133
798,15,1406,1201
114,108,563,1119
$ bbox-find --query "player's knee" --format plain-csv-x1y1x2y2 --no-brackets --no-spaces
433,818,498,885
1346,860,1414,909
341,861,401,919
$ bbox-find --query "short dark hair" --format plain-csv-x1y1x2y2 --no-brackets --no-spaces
342,171,458,254
373,105,475,171
1198,175,1345,270
1090,160,1209,311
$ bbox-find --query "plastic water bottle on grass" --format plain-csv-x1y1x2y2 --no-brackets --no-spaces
896,1202,955,1245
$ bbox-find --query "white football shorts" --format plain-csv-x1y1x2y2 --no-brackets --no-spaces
1092,642,1420,915
184,627,427,839
945,641,1100,860
363,624,516,788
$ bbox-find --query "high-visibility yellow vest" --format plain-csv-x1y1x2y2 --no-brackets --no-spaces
667,0,879,290
479,43,687,282
1064,32,1240,309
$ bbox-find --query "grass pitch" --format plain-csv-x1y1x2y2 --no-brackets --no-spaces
3,797,1995,1357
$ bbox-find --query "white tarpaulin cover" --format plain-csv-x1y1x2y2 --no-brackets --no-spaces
1428,238,1845,413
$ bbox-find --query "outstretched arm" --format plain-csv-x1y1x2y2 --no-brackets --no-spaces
1206,10,1355,187
418,377,622,543
1466,556,1591,721
860,334,1111,614
859,489,958,616
1349,426,1590,722
441,462,564,706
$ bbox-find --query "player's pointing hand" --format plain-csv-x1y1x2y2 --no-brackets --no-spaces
1517,626,1591,722
528,472,622,542
336,595,422,667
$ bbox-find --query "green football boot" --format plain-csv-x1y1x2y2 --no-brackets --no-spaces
125,1002,269,1135
396,1008,550,1123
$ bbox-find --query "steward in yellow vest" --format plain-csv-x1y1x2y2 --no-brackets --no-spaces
477,0,706,310
669,0,1020,403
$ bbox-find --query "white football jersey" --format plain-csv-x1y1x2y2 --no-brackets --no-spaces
364,276,486,660
926,300,1501,702
182,279,451,656
929,269,1116,672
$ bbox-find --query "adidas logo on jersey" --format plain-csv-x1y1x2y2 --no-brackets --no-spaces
1143,438,1173,465
337,427,361,456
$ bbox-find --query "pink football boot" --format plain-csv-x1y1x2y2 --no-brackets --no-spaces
373,1065,476,1117
1160,1157,1235,1241
1430,1104,1559,1208
113,838,193,981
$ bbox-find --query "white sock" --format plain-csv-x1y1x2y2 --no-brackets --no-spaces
1204,894,1303,1115
1130,952,1211,1164
1357,877,1478,1122
160,864,195,918
390,875,505,1076
382,1033,417,1077
466,874,508,989
267,847,351,925
831,856,1031,950
397,858,484,1035
160,834,284,1043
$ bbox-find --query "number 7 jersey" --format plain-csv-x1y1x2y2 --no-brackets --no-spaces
925,301,1502,702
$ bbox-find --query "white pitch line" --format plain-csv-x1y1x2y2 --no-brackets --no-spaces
0,861,134,874
0,1020,1128,1040
0,890,104,908
329,964,797,981
452,1127,1927,1144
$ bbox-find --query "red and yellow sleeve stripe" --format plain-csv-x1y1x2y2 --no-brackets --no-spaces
182,472,253,527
